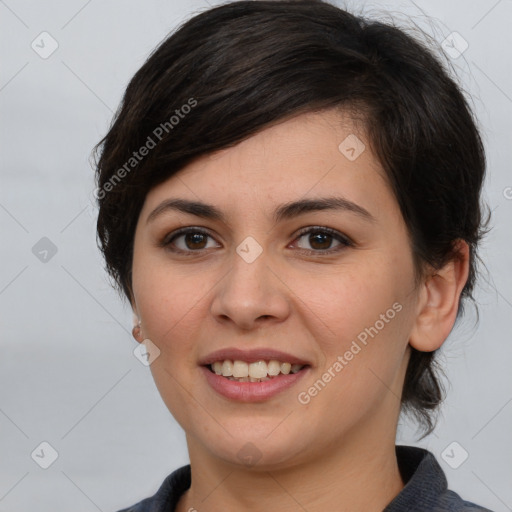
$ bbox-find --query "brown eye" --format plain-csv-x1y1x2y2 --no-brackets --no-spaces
293,227,352,254
305,232,334,250
182,232,208,250
163,228,218,254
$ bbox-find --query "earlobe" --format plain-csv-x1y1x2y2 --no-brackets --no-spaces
132,319,143,343
131,305,143,343
409,240,470,352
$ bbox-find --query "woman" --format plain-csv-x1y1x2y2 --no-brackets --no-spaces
93,1,492,510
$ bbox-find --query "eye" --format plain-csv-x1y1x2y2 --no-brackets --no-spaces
160,225,353,256
162,227,219,254
291,226,353,254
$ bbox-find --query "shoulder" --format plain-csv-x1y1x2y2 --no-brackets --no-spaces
386,445,495,512
434,490,495,511
114,465,191,512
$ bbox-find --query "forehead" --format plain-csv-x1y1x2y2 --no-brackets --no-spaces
138,109,393,224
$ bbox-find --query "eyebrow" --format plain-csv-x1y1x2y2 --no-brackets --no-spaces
146,196,376,225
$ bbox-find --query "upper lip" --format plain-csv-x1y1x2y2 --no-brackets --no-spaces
199,348,311,366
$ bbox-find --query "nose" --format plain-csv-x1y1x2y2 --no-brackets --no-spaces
210,246,291,331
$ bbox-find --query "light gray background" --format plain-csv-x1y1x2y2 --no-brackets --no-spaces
1,0,511,511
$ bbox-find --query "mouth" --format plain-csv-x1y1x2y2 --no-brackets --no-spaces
199,349,311,402
207,359,307,382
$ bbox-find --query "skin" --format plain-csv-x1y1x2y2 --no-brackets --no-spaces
130,109,469,512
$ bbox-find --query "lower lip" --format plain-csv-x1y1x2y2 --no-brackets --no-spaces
201,366,309,402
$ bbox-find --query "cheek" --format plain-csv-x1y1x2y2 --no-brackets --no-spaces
293,256,413,401
292,257,408,349
132,248,209,347
133,265,212,430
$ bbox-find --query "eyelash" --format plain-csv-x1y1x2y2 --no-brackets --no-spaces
160,226,353,256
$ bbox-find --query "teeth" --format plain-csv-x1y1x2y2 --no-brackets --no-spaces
210,359,305,380
280,362,291,375
232,360,249,378
221,360,233,377
249,361,268,379
228,376,272,382
291,364,302,374
268,360,281,376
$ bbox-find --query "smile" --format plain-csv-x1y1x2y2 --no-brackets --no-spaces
209,359,305,382
199,348,311,401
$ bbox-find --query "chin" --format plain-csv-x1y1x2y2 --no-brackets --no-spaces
196,421,314,471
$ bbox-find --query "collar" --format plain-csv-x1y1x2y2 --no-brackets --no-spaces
384,445,448,511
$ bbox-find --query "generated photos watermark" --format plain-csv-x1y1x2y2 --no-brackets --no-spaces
94,97,198,200
297,301,403,404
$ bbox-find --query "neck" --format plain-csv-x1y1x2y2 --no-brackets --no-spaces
176,349,412,512
177,422,404,512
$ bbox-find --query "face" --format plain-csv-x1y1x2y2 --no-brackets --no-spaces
131,109,421,470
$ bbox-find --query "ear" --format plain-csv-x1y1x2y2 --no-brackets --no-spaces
409,240,470,352
130,300,144,344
